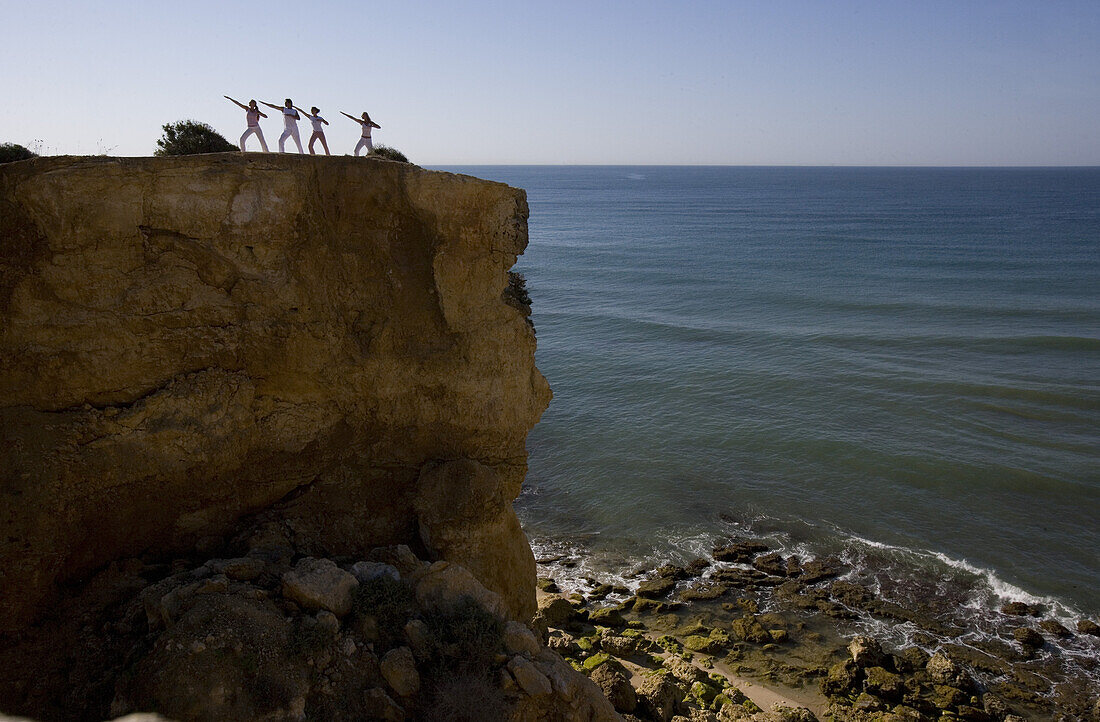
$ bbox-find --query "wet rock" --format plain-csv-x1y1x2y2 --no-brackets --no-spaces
999,601,1040,617
798,557,846,584
684,628,730,654
281,558,359,617
1077,618,1100,636
751,553,793,577
1012,626,1044,648
852,692,885,712
634,598,682,615
821,659,860,697
926,652,971,689
710,568,771,590
981,693,1011,719
828,580,871,607
588,658,636,713
589,606,627,628
848,636,889,669
546,630,579,656
536,594,578,627
686,558,712,576
863,666,903,701
637,576,677,599
931,683,968,709
656,564,690,580
600,633,638,656
680,582,729,602
380,646,420,697
536,577,560,593
636,674,685,722
663,655,709,687
712,539,768,563
689,680,721,705
771,704,819,722
1038,619,1072,638
892,647,930,673
887,705,924,721
730,616,771,644
956,705,991,721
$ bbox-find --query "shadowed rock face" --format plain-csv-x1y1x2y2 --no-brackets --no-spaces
0,154,551,629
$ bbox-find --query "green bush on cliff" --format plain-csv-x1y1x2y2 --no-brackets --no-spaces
369,145,409,162
154,120,236,156
503,271,534,331
0,143,37,163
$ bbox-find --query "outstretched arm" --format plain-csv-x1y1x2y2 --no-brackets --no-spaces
292,105,310,118
259,101,282,110
341,111,362,123
224,95,249,111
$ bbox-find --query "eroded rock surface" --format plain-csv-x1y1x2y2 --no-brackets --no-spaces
0,154,551,630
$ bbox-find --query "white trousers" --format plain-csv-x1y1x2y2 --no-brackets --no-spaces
354,136,374,156
308,131,329,155
279,125,303,153
240,126,268,152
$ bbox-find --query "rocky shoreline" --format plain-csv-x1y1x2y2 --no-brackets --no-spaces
532,535,1100,721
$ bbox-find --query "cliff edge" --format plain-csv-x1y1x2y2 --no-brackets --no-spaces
0,154,551,630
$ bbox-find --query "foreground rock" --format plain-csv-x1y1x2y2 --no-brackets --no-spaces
1,537,616,721
0,154,551,630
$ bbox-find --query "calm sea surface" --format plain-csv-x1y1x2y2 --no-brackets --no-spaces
436,166,1100,620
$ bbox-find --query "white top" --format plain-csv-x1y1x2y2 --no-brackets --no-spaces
361,122,372,138
308,115,324,132
246,110,260,128
282,107,299,128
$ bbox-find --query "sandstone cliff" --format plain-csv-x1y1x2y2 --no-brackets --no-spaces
0,154,551,631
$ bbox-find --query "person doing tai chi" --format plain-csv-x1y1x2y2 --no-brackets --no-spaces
301,106,330,155
342,111,381,156
225,96,269,152
262,99,304,153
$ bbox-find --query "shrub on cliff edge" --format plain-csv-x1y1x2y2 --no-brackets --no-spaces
369,145,409,163
0,143,38,163
155,120,236,156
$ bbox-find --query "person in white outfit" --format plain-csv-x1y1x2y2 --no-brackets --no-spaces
262,99,304,153
342,111,381,156
225,96,269,152
298,105,330,155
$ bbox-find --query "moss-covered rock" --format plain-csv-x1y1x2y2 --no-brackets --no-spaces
730,616,771,644
589,606,626,628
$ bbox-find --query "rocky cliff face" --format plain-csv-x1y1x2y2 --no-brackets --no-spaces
0,154,551,631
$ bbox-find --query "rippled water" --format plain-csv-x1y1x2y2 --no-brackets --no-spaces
437,166,1100,618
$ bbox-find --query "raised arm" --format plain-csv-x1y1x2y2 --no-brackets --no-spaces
341,111,362,123
224,95,249,111
292,105,310,118
259,101,282,110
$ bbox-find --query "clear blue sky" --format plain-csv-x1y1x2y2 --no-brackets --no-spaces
3,0,1099,165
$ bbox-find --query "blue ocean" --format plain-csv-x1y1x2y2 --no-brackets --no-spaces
436,166,1100,635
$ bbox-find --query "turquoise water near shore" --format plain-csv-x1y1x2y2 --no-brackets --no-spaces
438,166,1100,623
